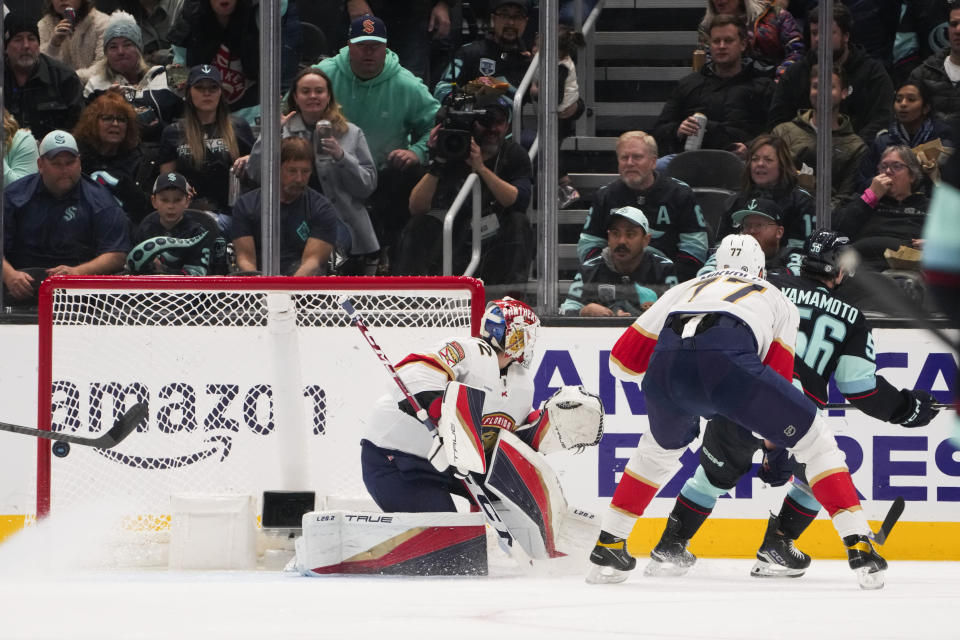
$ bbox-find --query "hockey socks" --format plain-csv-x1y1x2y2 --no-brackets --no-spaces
776,495,819,541
671,493,713,541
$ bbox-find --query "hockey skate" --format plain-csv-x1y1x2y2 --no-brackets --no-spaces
750,514,811,578
586,530,636,584
844,534,887,590
643,515,696,577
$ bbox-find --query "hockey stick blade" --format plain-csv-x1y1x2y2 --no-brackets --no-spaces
870,496,905,546
0,402,148,448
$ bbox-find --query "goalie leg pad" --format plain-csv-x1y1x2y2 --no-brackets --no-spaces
437,381,487,474
295,510,487,576
484,430,570,559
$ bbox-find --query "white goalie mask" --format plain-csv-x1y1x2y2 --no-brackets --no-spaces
479,297,540,367
716,233,766,278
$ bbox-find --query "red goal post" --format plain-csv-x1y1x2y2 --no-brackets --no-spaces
35,276,485,531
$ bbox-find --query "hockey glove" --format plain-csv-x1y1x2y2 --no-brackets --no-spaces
895,389,939,428
758,445,795,487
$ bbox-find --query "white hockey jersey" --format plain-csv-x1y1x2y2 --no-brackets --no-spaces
365,337,536,458
610,269,799,383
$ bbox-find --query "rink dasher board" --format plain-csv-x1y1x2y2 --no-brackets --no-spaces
0,325,956,559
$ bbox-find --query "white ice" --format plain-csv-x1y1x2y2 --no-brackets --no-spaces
1,514,958,640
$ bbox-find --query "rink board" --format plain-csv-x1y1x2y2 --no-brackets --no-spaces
0,324,956,559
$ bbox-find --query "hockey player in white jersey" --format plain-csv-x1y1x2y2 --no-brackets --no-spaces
361,297,603,517
587,234,888,589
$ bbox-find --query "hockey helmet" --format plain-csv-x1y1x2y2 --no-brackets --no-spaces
480,297,540,366
802,228,851,279
716,233,766,278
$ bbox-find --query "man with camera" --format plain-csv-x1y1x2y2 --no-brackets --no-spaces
395,94,533,288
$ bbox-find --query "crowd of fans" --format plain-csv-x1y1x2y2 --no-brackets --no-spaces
0,0,956,317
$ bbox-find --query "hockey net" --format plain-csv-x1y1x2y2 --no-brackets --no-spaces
35,275,483,565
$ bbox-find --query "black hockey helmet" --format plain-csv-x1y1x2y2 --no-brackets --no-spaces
801,229,850,279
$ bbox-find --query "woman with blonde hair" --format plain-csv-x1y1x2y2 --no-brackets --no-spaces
38,0,110,83
158,65,254,225
3,112,39,186
242,67,378,274
73,90,152,223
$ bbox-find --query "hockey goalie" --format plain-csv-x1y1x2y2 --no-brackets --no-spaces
294,298,604,576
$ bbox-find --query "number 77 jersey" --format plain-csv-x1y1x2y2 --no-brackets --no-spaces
609,269,800,384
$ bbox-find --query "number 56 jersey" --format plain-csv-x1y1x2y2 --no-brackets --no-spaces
610,269,800,384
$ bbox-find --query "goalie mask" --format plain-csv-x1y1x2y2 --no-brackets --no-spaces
480,297,540,367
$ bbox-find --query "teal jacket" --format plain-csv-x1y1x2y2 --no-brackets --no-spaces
3,129,39,186
315,48,439,168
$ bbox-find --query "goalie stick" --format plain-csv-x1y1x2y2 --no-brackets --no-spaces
0,402,148,448
338,296,530,564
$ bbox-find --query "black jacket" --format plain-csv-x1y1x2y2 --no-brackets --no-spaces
769,44,894,143
4,54,85,141
653,59,774,155
908,49,960,130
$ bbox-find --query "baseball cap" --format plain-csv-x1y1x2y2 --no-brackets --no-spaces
608,206,650,233
492,0,530,15
731,197,784,227
348,14,387,44
152,172,191,195
186,64,223,88
38,130,79,158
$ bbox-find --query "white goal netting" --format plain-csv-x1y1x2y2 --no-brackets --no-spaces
36,276,483,563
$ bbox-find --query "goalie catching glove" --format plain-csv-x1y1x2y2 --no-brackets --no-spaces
525,386,604,454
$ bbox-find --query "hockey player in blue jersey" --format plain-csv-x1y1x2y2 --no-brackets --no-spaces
643,229,939,579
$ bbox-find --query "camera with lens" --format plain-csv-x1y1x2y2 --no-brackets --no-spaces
434,89,488,162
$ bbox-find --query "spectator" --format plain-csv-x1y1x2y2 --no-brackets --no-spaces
858,80,954,193
833,144,929,272
893,0,950,85
2,130,129,303
769,3,894,144
560,206,677,317
772,64,867,205
84,10,184,145
780,1,900,70
344,0,455,86
395,96,533,287
530,25,586,208
243,67,379,275
698,0,805,79
3,111,40,185
716,134,815,248
158,64,254,225
127,171,218,275
434,0,532,104
230,137,343,276
700,196,804,276
907,1,960,131
4,12,85,140
168,0,301,125
94,0,186,65
313,14,439,268
653,14,773,158
74,90,152,224
37,0,110,84
578,131,708,282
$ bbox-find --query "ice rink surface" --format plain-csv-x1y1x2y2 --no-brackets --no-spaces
2,518,958,640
